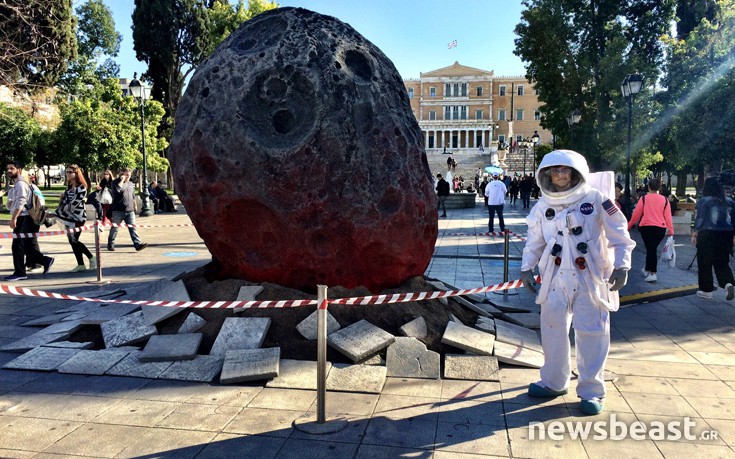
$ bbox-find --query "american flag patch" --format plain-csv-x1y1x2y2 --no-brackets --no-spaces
602,199,619,215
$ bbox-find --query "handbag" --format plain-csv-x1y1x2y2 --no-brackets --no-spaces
99,188,112,205
660,235,676,266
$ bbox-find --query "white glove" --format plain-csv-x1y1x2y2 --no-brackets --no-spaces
520,270,537,294
608,269,628,291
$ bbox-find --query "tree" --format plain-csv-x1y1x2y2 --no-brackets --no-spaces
0,103,40,171
514,0,676,171
0,0,77,91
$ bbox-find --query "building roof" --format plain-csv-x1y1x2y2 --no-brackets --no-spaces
420,61,494,78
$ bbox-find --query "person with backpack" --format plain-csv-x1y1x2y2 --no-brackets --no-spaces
4,160,54,281
54,164,96,272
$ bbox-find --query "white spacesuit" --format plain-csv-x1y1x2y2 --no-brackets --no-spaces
520,150,635,415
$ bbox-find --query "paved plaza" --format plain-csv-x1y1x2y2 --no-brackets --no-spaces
1,201,735,458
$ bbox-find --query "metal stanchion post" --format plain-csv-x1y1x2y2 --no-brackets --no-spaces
494,230,518,296
293,285,347,434
87,220,110,285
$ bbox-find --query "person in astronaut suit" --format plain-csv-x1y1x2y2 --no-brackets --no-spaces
520,150,635,415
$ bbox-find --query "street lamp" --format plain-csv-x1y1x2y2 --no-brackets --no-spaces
520,137,531,175
621,73,644,202
128,74,153,217
531,130,540,174
566,109,581,147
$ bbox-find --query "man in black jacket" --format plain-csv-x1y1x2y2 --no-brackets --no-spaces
436,173,450,218
107,168,148,251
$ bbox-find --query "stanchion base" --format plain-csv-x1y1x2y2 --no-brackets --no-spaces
572,368,619,382
293,414,348,434
86,280,112,285
493,290,518,296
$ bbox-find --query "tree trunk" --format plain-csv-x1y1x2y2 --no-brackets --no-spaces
675,171,687,197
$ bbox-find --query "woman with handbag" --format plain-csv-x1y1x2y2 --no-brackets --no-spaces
55,164,96,272
692,176,735,300
96,169,114,228
627,178,674,282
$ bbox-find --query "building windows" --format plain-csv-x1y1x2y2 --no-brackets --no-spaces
517,85,524,96
534,110,541,120
516,109,524,121
460,106,467,120
430,86,436,97
498,135,506,145
408,88,414,99
462,83,468,96
476,86,483,97
444,106,451,120
475,109,483,120
499,85,506,96
498,109,506,121
429,110,436,120
428,134,434,148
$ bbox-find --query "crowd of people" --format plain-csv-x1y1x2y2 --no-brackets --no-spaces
2,161,180,280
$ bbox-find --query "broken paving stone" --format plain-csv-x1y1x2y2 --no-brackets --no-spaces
128,279,190,326
106,351,173,378
426,280,449,305
236,285,264,301
474,319,495,334
21,312,74,327
78,304,141,325
100,311,157,348
296,309,341,341
0,331,70,353
465,293,486,303
327,320,395,362
443,354,500,381
139,333,202,362
37,320,84,336
441,321,495,356
266,359,331,390
398,317,427,339
41,341,94,350
494,319,542,353
57,349,131,375
209,317,271,356
386,337,440,379
177,312,207,334
493,341,544,369
220,347,280,384
357,355,384,366
454,296,496,318
3,347,80,371
471,302,504,317
158,355,224,382
326,363,387,393
502,313,541,330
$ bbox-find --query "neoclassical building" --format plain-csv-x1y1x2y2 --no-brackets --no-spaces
404,62,550,155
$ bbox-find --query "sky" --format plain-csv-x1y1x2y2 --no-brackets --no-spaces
102,0,529,81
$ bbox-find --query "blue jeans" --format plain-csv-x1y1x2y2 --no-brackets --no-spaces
107,211,142,249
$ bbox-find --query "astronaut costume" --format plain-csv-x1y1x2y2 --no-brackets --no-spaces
520,150,635,414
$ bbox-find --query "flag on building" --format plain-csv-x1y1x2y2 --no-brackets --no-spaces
448,39,458,49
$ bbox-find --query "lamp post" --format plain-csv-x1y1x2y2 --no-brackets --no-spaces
621,73,644,201
129,74,153,217
520,137,531,175
531,130,540,174
566,109,581,148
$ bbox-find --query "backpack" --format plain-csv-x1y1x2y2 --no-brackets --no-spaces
24,182,47,225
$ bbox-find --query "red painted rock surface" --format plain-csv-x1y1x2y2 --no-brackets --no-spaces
170,8,437,292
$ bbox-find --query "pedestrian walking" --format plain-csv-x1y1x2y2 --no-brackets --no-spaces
54,164,96,272
692,176,735,300
520,150,635,415
107,168,148,252
436,173,449,218
627,178,674,282
519,175,533,208
485,174,507,232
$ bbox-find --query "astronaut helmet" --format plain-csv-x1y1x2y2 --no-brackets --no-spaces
536,150,590,201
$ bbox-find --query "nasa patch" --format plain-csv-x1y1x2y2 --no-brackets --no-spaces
545,208,556,220
580,202,594,215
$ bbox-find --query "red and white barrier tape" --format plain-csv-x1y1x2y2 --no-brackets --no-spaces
0,275,539,309
0,224,96,239
442,231,527,241
107,222,195,229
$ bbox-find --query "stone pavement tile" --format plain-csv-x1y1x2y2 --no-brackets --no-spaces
105,351,172,379
386,337,440,379
326,363,387,394
437,398,505,426
41,422,147,458
158,354,223,382
0,325,40,339
115,427,215,459
0,416,83,452
292,415,370,444
441,320,495,356
275,438,358,459
309,391,378,417
685,395,735,420
654,442,735,459
57,349,130,375
507,425,588,459
635,414,725,445
220,347,280,384
381,377,442,398
707,419,735,447
356,444,436,458
503,404,572,428
223,407,301,437
327,320,395,362
296,309,341,341
667,377,735,398
498,365,541,384
615,328,679,350
185,385,262,407
435,422,510,456
247,387,316,411
137,279,190,326
494,341,544,368
139,333,202,362
443,354,499,381
41,340,94,350
607,347,699,363
434,452,510,459
690,351,735,366
500,382,575,408
706,365,735,381
0,331,70,352
2,391,121,422
100,311,157,348
129,379,208,402
605,359,719,380
91,398,179,427
209,317,272,356
266,359,329,390
0,368,44,391
398,316,427,339
440,379,502,403
613,375,678,395
196,433,285,459
372,394,441,421
0,449,33,458
362,417,437,450
156,402,242,431
619,391,699,417
3,346,80,371
177,311,207,334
